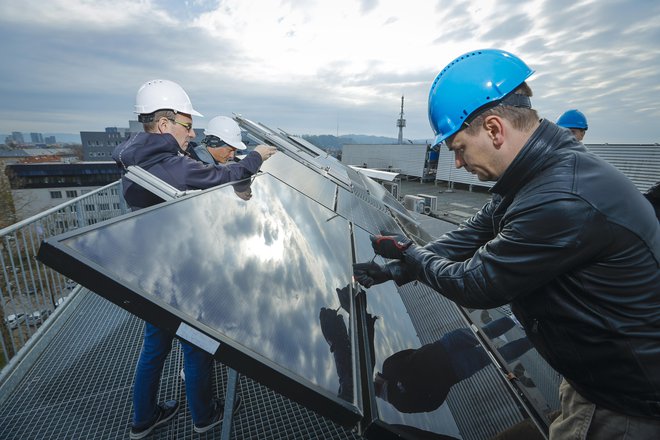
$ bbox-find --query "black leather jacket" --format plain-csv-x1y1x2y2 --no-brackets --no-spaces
402,120,660,418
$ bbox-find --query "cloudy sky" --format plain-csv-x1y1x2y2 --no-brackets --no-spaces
1,0,659,143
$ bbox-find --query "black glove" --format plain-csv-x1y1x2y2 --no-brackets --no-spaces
370,234,412,260
353,262,393,288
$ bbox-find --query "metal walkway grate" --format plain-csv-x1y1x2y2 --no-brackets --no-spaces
0,290,362,439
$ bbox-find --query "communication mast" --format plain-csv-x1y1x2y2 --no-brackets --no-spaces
397,95,406,144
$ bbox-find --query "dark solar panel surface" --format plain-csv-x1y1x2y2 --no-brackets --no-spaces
259,153,337,210
51,174,358,417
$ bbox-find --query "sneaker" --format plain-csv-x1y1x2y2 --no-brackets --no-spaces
130,400,179,439
194,399,224,434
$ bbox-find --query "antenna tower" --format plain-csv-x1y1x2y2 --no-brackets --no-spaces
397,95,406,144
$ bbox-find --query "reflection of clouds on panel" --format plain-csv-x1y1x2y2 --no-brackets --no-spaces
63,174,351,395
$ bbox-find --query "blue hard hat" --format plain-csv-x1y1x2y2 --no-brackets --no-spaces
556,109,588,130
428,49,534,146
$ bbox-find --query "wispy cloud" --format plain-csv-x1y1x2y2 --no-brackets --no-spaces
1,0,659,143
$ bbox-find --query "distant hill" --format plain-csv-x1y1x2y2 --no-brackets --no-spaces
340,134,397,145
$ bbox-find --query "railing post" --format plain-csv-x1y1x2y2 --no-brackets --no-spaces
220,368,240,440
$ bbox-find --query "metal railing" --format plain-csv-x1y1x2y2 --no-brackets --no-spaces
0,180,127,364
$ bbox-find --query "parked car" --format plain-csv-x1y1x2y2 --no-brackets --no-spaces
6,313,26,329
65,279,77,291
26,310,50,327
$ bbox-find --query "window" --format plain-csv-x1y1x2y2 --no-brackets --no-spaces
99,203,110,211
50,191,62,199
66,190,78,198
84,205,96,212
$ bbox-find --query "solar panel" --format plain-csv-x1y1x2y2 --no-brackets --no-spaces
38,173,362,426
259,152,337,210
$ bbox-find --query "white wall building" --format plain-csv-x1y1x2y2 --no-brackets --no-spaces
341,144,428,179
436,143,660,192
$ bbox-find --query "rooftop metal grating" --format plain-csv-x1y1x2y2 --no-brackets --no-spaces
0,289,362,440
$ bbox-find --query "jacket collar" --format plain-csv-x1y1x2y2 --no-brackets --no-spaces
491,119,574,196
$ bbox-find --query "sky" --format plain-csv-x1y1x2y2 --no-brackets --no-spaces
1,0,659,144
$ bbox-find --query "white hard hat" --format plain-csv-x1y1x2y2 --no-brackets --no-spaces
204,116,246,150
134,79,203,118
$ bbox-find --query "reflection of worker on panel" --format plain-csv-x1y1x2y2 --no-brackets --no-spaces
319,285,377,403
374,317,532,413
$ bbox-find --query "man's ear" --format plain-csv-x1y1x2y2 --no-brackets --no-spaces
484,115,505,148
157,117,169,134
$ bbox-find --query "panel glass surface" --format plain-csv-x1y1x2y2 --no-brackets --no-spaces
57,174,356,407
259,153,337,210
336,187,401,235
353,226,462,439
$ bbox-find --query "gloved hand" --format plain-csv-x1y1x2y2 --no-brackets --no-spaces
353,262,393,288
370,234,412,260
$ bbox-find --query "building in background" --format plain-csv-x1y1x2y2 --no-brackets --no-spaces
30,133,44,144
433,143,660,193
80,127,131,161
81,121,204,162
10,132,25,145
342,143,436,182
4,162,121,220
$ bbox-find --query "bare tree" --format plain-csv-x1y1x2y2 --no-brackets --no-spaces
0,162,18,361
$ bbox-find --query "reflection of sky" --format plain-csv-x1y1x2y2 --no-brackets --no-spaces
354,226,461,438
337,188,402,235
62,175,353,401
260,153,336,210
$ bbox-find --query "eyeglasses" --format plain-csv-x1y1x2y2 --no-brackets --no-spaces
168,119,193,132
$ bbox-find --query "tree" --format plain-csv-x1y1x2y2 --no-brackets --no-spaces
0,162,17,228
0,162,18,361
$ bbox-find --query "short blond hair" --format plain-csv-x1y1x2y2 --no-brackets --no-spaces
462,82,538,136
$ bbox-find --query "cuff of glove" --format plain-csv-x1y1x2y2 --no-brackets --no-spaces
401,244,424,279
384,260,414,286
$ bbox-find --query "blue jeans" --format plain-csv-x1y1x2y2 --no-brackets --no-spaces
442,317,532,382
132,322,215,427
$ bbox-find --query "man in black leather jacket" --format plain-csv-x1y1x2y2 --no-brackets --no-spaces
354,50,660,438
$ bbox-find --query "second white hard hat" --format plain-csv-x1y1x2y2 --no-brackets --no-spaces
204,116,246,150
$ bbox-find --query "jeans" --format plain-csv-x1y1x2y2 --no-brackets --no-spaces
442,317,532,382
132,322,215,427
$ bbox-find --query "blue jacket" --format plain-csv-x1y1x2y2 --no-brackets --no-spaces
402,120,660,418
112,132,263,209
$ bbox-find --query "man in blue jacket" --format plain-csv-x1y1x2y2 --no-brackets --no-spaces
113,79,276,439
354,50,660,438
